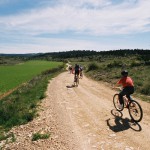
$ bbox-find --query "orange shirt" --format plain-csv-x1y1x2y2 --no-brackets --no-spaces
117,76,134,88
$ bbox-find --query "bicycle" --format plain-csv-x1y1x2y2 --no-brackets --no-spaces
113,93,143,122
74,75,79,87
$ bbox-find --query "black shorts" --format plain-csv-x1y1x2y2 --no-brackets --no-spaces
119,86,134,97
75,70,79,76
119,86,134,104
121,86,134,95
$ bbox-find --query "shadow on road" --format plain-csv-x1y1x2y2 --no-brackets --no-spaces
66,85,74,88
106,109,142,132
111,109,123,118
66,83,78,88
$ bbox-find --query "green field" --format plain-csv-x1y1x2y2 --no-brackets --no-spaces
0,60,63,95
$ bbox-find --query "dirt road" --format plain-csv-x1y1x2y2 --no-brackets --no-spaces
5,70,150,150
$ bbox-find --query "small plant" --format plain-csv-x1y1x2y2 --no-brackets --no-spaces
107,60,123,68
0,64,64,130
0,132,16,143
32,132,50,141
87,62,99,71
140,83,150,95
130,60,143,67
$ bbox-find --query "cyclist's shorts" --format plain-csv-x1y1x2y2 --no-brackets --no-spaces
75,70,79,75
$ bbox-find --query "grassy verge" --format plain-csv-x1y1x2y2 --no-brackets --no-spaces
0,64,64,142
86,61,150,102
71,56,150,102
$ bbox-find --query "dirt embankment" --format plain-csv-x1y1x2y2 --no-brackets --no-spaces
4,70,150,150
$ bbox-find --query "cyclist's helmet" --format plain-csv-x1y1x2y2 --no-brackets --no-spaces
121,70,128,76
75,64,79,68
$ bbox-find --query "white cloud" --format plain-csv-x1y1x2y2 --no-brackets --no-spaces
0,0,150,36
59,0,112,8
0,0,150,53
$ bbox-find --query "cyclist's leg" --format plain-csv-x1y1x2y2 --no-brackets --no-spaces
125,86,134,100
77,72,79,79
119,89,126,105
74,72,77,82
119,86,134,103
75,70,79,77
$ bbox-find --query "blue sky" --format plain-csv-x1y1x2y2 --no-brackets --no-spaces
0,0,150,54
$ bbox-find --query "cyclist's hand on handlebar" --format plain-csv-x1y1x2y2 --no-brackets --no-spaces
112,85,122,91
115,87,122,91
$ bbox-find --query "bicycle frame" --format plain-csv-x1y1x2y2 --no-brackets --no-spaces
123,95,130,108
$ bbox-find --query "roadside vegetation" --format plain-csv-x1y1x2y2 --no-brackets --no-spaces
65,50,150,102
32,132,50,141
86,57,150,98
0,60,64,143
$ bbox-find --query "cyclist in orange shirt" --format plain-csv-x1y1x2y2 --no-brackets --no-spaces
114,70,134,108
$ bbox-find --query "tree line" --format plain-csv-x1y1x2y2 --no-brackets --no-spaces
0,49,150,62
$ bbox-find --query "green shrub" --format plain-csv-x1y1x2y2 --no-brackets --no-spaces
135,81,143,87
107,60,123,68
130,60,143,67
0,132,15,142
140,83,150,95
32,132,50,141
145,61,150,66
87,63,99,71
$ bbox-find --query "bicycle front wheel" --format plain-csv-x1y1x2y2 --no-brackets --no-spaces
128,100,143,122
113,94,124,111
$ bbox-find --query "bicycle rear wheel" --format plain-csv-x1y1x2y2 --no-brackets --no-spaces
113,94,124,111
128,100,143,122
74,76,79,87
76,77,79,87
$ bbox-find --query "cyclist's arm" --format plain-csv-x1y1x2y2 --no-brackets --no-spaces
112,82,122,90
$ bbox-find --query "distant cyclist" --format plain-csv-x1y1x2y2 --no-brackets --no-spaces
74,64,80,81
113,70,134,109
